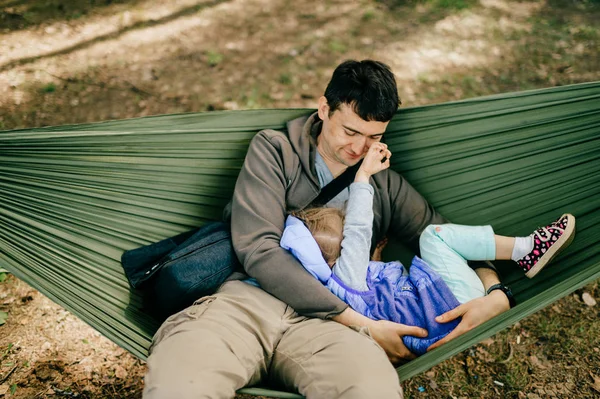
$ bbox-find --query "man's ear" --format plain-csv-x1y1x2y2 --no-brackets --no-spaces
317,96,329,120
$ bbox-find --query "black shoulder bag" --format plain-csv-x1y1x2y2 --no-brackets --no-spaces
121,161,362,319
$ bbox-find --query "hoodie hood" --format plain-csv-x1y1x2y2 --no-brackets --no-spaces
286,112,322,186
280,215,332,283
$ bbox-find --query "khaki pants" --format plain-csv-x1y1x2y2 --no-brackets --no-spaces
143,281,403,399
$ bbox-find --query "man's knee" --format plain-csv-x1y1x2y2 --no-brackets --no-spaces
143,374,241,399
329,370,403,399
330,330,403,398
277,321,403,399
143,336,253,399
143,291,270,399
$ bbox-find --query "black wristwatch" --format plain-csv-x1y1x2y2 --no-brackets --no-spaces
486,283,516,308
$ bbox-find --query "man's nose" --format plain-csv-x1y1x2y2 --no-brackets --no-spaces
351,136,367,155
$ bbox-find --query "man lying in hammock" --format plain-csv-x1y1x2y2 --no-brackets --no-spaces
144,60,521,398
281,142,575,356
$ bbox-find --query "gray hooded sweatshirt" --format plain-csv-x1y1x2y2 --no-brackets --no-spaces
224,112,446,319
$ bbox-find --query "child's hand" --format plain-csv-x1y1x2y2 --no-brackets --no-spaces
371,237,389,261
355,142,391,182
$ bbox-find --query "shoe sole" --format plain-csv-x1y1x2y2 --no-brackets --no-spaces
526,213,576,278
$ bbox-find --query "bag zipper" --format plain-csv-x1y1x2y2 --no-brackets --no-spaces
145,236,230,276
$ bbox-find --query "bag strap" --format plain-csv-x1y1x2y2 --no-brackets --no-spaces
310,160,363,206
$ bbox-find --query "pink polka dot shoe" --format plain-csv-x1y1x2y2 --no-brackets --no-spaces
518,214,576,278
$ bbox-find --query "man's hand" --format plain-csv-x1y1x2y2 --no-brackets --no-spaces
427,289,510,351
368,319,428,364
333,307,427,364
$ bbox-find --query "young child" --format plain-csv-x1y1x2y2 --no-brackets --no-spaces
281,143,576,355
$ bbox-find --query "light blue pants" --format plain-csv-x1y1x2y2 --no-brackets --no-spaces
419,224,496,304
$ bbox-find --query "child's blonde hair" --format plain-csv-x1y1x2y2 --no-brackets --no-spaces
291,207,344,266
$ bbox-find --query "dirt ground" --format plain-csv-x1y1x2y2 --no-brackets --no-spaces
1,0,599,397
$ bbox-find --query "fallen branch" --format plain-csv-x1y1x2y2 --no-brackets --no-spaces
44,71,155,97
51,386,80,398
499,343,514,364
124,79,154,97
0,364,17,384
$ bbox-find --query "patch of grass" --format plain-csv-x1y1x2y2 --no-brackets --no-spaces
380,0,479,25
279,54,295,64
42,83,57,93
327,40,347,53
433,0,475,10
572,24,599,40
461,75,479,92
379,0,477,11
206,51,223,67
416,73,432,83
279,73,292,85
537,316,562,336
502,359,530,392
4,0,138,29
241,87,263,108
361,9,377,22
70,11,84,20
299,13,317,20
1,343,14,360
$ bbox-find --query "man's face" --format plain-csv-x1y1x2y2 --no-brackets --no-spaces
317,98,389,168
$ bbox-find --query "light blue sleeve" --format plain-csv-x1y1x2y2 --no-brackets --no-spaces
331,182,374,291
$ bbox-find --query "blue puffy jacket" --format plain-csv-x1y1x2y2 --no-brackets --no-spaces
280,216,461,355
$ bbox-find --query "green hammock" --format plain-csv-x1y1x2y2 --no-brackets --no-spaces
1,82,599,399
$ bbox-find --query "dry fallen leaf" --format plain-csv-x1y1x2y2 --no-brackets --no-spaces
114,365,128,379
529,355,547,369
476,346,494,362
551,305,561,313
0,384,8,396
582,292,597,307
591,372,600,393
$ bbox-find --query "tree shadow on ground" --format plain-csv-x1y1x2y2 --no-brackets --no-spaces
0,0,231,72
0,0,146,31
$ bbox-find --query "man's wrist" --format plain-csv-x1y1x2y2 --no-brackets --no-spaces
486,285,515,309
332,306,375,328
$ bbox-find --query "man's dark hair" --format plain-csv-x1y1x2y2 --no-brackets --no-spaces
324,59,400,122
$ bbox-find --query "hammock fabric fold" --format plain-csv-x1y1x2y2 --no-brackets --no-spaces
1,82,599,398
